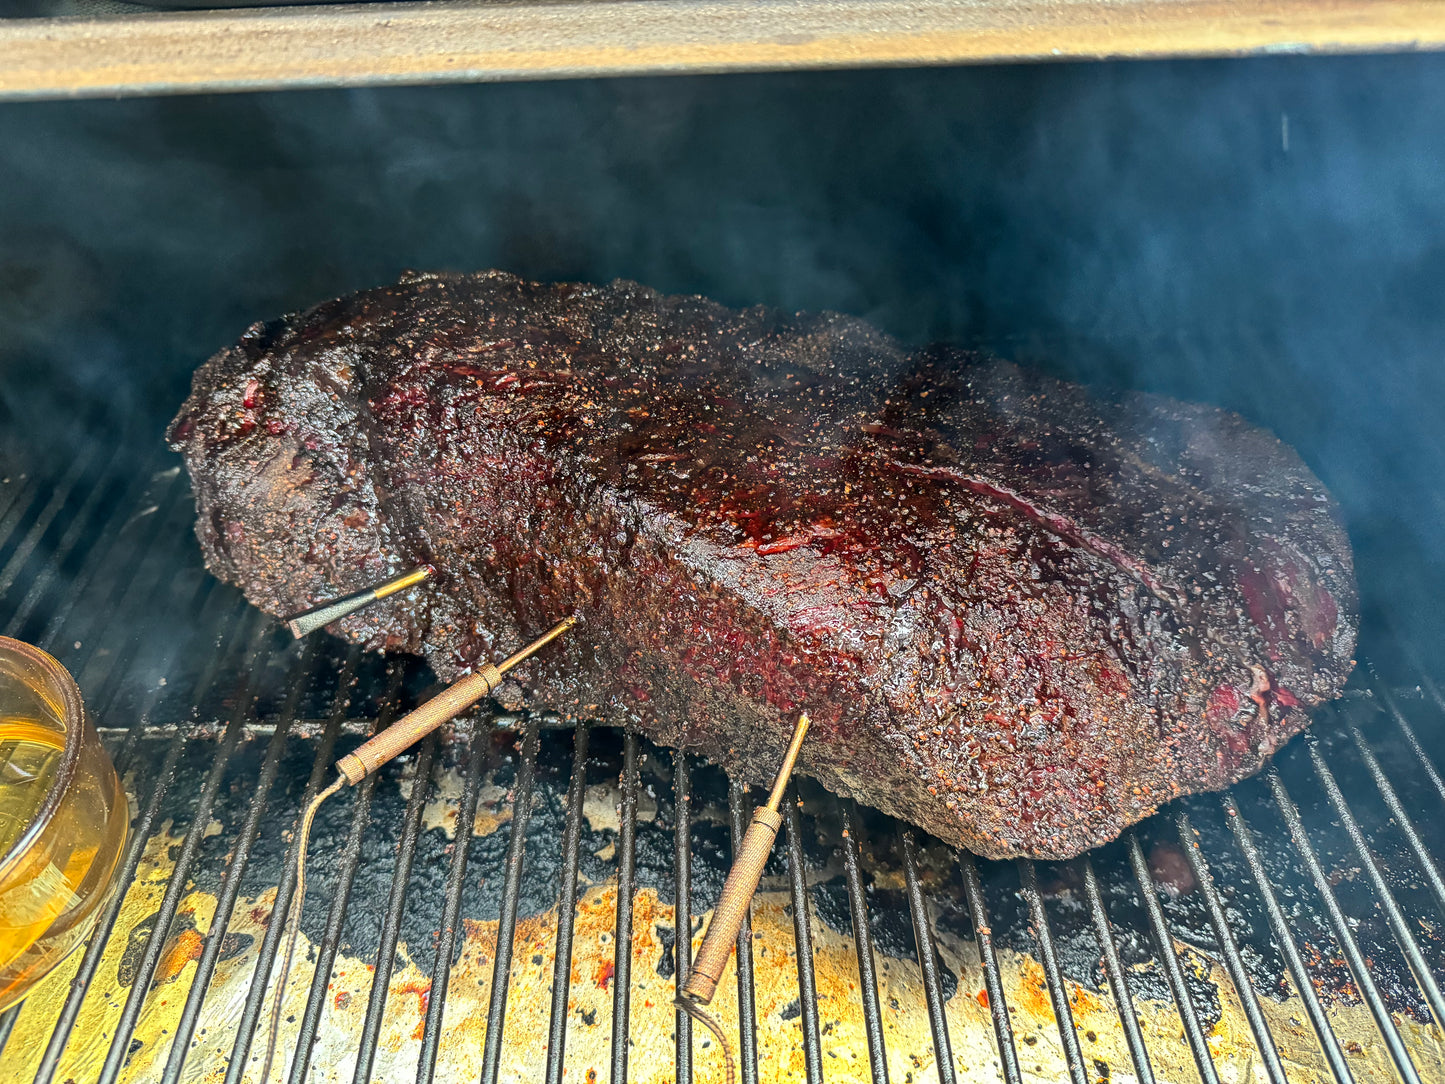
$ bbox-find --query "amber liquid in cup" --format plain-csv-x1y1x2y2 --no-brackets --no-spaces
0,639,128,1011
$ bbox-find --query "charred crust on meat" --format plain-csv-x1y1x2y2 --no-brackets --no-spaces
167,271,1358,859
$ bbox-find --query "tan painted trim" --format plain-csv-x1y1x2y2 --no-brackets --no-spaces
3,0,1444,100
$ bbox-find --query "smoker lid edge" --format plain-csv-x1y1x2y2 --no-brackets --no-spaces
2,0,1444,101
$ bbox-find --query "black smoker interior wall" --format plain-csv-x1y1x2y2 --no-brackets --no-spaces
0,54,1442,677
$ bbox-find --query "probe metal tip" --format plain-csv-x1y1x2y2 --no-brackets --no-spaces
284,564,434,638
497,613,578,674
764,712,809,813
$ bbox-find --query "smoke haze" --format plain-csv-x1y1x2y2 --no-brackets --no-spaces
1,54,1442,665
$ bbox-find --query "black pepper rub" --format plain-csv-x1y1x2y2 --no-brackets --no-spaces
168,270,1357,859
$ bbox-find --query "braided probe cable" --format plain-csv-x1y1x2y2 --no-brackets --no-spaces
677,713,810,1084
256,616,577,1082
259,775,343,1084
677,995,737,1084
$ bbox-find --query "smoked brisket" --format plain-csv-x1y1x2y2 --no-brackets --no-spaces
167,271,1357,859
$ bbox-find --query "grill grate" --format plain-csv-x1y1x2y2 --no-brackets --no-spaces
0,440,1443,1083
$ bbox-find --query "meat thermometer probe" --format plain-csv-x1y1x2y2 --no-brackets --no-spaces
283,564,434,638
260,614,577,1083
677,712,811,1084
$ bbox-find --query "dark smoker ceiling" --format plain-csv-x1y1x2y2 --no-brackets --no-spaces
0,53,1442,672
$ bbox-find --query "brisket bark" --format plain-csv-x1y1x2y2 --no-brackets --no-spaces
167,271,1357,859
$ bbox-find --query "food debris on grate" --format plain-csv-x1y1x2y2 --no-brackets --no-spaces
0,448,1440,1084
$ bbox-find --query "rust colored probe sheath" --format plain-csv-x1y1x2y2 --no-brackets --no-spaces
260,612,578,1084
681,713,810,1005
335,615,577,785
285,565,434,638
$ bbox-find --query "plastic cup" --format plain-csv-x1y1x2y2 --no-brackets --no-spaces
0,637,128,1011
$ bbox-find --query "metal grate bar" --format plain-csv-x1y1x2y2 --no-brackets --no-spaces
67,470,191,692
291,665,405,1083
2,453,192,1076
1016,860,1088,1084
353,732,437,1084
5,501,222,1069
12,483,144,645
3,464,184,673
1414,667,1445,716
672,751,693,1084
1267,768,1423,1084
480,721,544,1084
901,831,956,1084
727,779,761,1084
30,734,186,1084
104,586,240,754
35,486,189,720
544,724,591,1084
1304,737,1445,1024
0,1005,18,1060
161,640,321,1084
957,852,1022,1084
1081,856,1155,1084
288,721,384,1084
839,801,890,1083
1221,792,1356,1083
1343,714,1445,915
0,477,43,569
25,576,223,1080
0,472,37,539
97,579,223,774
417,732,489,1084
1125,831,1222,1084
1375,680,1445,808
1172,809,1288,1083
0,445,100,599
81,532,209,743
33,482,128,647
1385,640,1445,718
783,785,824,1084
610,729,641,1084
14,449,1445,1084
224,650,355,1084
95,608,267,1084
1,452,139,645
0,439,85,580
0,449,119,632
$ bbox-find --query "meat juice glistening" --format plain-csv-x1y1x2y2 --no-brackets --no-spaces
167,271,1358,860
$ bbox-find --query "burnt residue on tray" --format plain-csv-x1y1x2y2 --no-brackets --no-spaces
155,688,1435,1034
